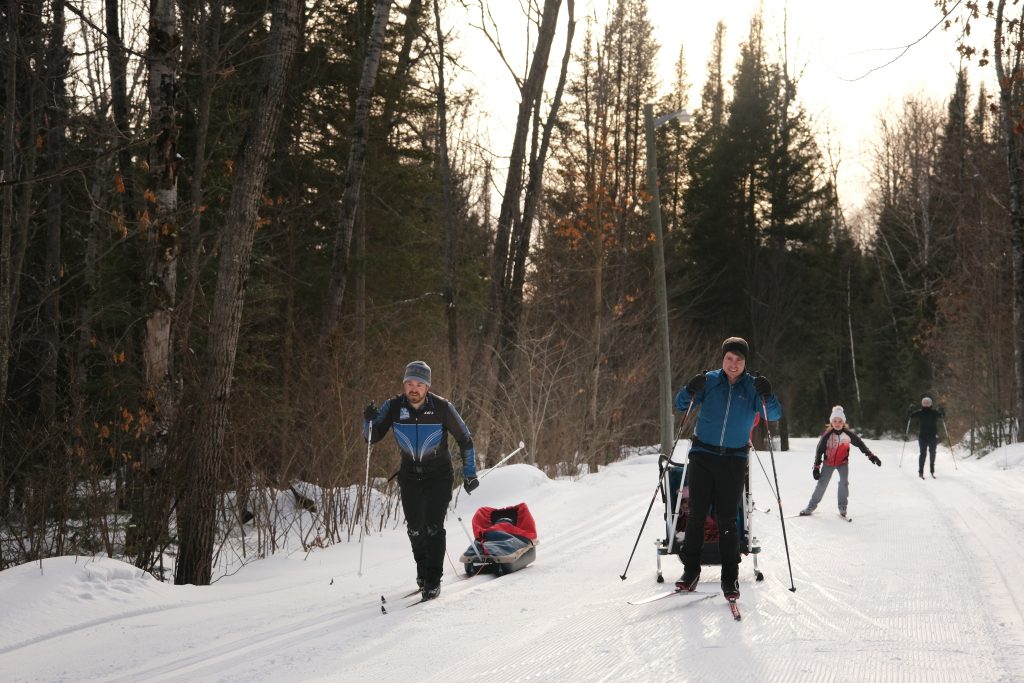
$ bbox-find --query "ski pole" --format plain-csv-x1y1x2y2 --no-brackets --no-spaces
449,440,529,570
898,415,911,469
451,440,527,511
761,399,796,592
456,513,485,563
357,417,374,577
941,417,958,470
619,479,663,581
479,441,527,480
619,397,696,581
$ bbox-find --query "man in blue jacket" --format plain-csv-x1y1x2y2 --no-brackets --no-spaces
363,361,478,599
673,337,782,600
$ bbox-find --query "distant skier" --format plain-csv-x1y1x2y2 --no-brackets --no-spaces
799,405,880,518
363,361,478,599
908,396,944,479
672,337,782,600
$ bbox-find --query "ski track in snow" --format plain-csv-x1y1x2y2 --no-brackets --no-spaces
3,441,1024,682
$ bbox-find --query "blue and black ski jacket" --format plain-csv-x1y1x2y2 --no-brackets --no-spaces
364,393,476,477
674,369,782,455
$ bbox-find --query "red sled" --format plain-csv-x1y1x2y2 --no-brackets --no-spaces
459,502,538,576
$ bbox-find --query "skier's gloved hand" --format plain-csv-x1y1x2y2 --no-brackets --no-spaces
868,453,881,466
812,466,820,481
363,401,379,422
685,373,707,394
463,476,479,494
753,375,772,396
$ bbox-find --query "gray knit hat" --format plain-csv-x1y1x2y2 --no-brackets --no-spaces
403,360,431,386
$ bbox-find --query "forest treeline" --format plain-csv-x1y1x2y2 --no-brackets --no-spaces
1,0,1020,582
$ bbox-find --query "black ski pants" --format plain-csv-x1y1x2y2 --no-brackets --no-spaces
398,460,453,586
918,435,939,474
679,450,746,584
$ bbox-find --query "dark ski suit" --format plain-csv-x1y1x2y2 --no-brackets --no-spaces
908,405,944,475
365,393,475,587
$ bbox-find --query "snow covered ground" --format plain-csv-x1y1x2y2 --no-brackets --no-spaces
3,437,1024,682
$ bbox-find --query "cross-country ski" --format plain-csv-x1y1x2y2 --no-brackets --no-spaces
627,590,717,606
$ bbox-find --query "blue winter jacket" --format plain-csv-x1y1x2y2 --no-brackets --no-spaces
364,392,476,477
674,369,782,453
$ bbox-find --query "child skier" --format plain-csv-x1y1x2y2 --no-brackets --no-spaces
799,406,881,518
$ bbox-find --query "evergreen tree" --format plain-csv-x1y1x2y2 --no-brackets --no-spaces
673,14,836,435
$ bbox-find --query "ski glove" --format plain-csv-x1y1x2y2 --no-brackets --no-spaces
363,401,379,422
753,375,772,396
812,466,820,481
685,373,707,394
868,453,881,466
463,476,479,494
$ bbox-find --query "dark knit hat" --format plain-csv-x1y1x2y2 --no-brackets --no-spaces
403,360,431,386
721,337,749,359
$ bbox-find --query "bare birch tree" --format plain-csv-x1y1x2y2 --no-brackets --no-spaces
0,0,19,514
992,1,1024,440
320,0,394,342
432,0,459,371
130,0,180,571
175,0,303,586
944,0,1024,439
466,0,573,454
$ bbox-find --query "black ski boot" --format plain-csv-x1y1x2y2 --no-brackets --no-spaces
675,569,700,592
722,578,740,601
422,582,441,600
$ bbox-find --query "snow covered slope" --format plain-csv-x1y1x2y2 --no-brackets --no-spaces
2,438,1023,682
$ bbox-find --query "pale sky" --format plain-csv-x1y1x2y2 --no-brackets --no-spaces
450,0,976,213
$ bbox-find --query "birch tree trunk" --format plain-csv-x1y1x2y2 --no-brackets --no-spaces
0,0,18,514
177,0,222,351
319,0,393,342
432,0,458,372
381,0,423,139
498,0,574,363
40,0,67,422
105,0,136,223
175,0,302,586
994,0,1024,441
132,0,180,571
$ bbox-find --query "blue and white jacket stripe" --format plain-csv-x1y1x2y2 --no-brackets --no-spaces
364,393,476,477
674,369,782,453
